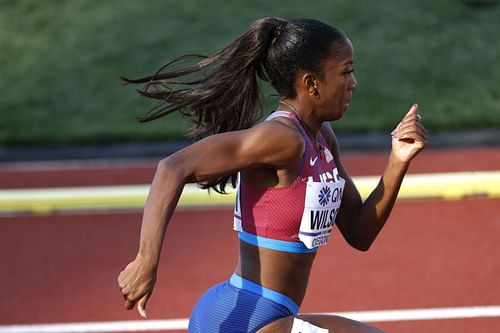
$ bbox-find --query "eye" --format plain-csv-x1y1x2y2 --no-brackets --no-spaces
342,69,354,77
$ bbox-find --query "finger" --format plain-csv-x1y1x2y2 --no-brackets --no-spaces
392,104,419,137
119,284,129,299
397,129,429,144
137,293,150,318
398,115,426,132
398,120,429,140
391,121,403,137
117,269,129,288
397,132,422,143
125,298,136,310
416,122,429,138
118,279,129,297
401,113,422,125
403,103,418,119
117,271,124,286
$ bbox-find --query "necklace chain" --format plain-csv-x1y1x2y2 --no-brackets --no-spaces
278,100,320,148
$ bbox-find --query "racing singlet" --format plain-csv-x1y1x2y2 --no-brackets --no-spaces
233,110,345,252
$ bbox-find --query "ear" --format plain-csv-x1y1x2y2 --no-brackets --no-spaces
299,73,319,97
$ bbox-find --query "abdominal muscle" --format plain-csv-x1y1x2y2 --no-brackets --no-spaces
235,135,315,306
235,239,317,306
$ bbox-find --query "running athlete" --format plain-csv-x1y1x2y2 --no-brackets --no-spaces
118,17,428,332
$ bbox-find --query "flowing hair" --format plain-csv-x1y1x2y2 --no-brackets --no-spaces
123,17,348,193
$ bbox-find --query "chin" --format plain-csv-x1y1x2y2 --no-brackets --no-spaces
327,114,343,122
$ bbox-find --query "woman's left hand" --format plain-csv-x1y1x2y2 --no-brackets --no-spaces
390,104,429,163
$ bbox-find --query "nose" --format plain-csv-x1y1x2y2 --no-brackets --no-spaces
350,74,358,91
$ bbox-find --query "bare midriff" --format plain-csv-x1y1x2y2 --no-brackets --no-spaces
235,239,317,306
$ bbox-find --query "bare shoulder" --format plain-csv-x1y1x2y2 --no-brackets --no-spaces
165,119,306,184
250,117,303,143
240,118,304,168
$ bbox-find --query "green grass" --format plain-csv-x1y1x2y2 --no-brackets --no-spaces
1,0,499,145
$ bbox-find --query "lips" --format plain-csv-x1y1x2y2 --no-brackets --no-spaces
344,99,351,110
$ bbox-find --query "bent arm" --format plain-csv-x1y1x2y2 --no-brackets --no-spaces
334,151,409,251
118,121,304,314
137,122,303,264
321,105,428,251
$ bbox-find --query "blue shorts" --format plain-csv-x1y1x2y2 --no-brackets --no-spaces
188,274,299,333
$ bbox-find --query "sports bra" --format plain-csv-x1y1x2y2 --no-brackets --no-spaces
233,110,345,253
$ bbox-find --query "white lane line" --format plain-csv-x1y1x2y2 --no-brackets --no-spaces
1,306,499,332
324,305,500,322
0,319,189,332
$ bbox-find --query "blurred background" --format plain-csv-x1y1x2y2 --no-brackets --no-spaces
1,1,499,332
1,0,499,147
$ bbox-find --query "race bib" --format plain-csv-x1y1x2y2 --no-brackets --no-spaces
299,179,345,249
233,180,242,232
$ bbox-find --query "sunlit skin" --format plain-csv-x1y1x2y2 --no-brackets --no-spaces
285,39,357,128
235,40,360,307
118,37,428,332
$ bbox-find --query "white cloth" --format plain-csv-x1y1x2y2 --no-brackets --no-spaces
298,179,345,249
291,317,329,332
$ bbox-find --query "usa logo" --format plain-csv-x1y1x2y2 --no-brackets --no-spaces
318,186,331,206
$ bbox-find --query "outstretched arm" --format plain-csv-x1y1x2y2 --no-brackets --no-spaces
117,121,303,317
322,104,428,251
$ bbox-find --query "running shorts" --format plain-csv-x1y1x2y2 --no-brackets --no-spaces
188,273,299,333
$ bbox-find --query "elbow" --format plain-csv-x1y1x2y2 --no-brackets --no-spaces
349,240,372,252
354,242,372,252
343,220,384,252
157,155,189,183
157,156,174,174
345,234,374,252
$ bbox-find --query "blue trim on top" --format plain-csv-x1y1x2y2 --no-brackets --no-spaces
239,231,317,254
229,273,299,315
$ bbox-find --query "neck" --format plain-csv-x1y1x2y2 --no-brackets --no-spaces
278,99,319,141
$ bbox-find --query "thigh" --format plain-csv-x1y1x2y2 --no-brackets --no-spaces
256,314,386,333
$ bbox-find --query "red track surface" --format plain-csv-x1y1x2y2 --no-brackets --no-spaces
2,147,500,189
1,147,499,332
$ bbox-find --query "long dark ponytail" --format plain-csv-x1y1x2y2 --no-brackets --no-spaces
123,17,348,193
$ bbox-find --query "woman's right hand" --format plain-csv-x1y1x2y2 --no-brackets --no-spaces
118,256,157,318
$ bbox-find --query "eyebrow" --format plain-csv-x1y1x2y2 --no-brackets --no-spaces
343,60,354,65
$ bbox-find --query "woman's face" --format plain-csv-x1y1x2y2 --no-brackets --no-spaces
316,39,357,121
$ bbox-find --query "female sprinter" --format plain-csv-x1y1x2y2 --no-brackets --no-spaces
118,17,428,332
